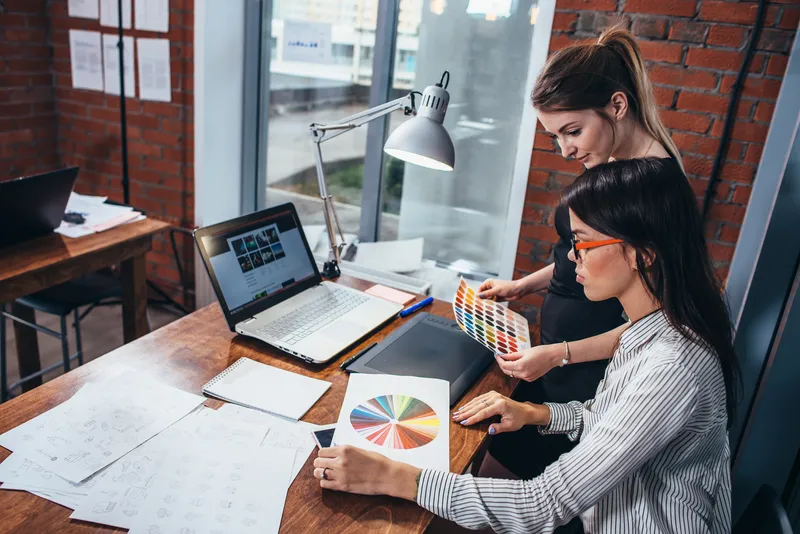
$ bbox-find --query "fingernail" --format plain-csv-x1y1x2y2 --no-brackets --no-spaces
478,293,484,299
488,427,496,435
460,420,468,425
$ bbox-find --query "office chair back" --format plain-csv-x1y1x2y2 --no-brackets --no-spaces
733,485,794,534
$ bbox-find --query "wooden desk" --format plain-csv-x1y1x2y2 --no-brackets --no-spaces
0,219,172,390
0,274,515,533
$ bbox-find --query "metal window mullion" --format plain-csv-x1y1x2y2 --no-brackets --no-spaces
359,0,400,243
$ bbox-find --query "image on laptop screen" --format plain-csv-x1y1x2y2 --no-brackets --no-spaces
200,209,317,315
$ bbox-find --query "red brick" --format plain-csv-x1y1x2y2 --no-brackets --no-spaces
531,150,583,174
517,291,546,307
127,114,161,129
525,188,560,207
676,92,729,115
516,239,534,257
706,26,747,48
672,132,721,156
552,12,577,32
712,120,769,143
668,21,708,43
144,158,182,175
625,0,696,17
744,144,764,164
661,110,713,134
709,202,747,224
528,169,550,187
732,185,752,205
689,178,710,197
686,48,745,72
632,18,668,39
699,1,758,24
766,55,788,76
519,223,559,243
648,65,719,89
754,101,776,123
748,53,767,74
709,242,736,262
757,29,793,53
141,102,181,118
555,0,618,10
653,86,676,107
719,224,741,243
779,7,800,30
533,133,556,151
720,162,756,184
683,155,714,178
638,40,684,63
714,181,731,202
549,34,577,53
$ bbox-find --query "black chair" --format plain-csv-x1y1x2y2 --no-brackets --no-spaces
733,484,794,534
0,272,122,401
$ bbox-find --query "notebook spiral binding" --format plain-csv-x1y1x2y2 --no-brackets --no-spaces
202,357,248,390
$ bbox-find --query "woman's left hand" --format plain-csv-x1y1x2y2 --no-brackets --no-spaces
313,445,421,501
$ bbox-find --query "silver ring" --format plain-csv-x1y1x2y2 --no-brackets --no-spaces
482,399,489,408
322,468,329,480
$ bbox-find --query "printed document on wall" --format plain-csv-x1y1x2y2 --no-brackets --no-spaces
135,0,169,33
100,0,132,29
102,34,135,97
137,38,171,102
69,30,104,92
282,20,332,64
68,0,99,19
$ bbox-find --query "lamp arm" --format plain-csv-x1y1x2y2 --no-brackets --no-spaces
310,94,414,144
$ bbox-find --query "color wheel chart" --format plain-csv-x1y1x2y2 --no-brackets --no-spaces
349,395,439,450
453,278,531,355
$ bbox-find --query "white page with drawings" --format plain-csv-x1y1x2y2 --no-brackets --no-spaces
0,373,204,483
70,408,271,529
135,0,169,32
137,37,172,102
31,489,84,510
69,0,99,19
0,452,108,496
215,404,319,483
69,30,104,91
128,441,294,534
100,0,131,28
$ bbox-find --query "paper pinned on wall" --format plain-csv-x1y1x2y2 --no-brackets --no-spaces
134,0,169,33
282,20,332,64
137,38,172,102
69,30,104,92
68,0,99,19
99,0,131,29
102,34,135,97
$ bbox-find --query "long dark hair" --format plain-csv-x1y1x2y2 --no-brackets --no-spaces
562,158,739,425
532,25,684,173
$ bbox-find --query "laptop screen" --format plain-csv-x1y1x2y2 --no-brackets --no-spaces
199,208,317,315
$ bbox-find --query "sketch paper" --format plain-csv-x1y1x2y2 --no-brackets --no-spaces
137,38,171,102
102,34,135,97
332,374,450,471
135,0,169,32
0,452,107,496
100,0,132,29
68,0,99,19
0,373,204,483
69,30,104,91
128,441,294,534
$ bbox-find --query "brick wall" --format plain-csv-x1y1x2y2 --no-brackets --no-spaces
511,0,798,336
0,0,59,180
48,1,195,307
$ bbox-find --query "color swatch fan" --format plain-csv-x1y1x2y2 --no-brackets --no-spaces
453,278,531,355
350,395,439,450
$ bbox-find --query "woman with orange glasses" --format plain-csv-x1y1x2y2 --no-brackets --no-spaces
313,157,737,533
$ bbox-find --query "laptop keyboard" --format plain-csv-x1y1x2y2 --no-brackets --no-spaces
256,288,369,346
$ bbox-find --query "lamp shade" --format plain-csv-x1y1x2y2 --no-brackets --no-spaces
384,83,455,171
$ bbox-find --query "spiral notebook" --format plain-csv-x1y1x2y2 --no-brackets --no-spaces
202,357,332,420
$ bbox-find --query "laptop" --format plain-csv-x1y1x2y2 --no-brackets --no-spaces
0,167,79,248
194,203,404,364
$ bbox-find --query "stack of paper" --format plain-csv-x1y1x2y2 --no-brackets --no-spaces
56,192,146,238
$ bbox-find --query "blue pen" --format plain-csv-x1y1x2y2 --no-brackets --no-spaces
399,296,434,318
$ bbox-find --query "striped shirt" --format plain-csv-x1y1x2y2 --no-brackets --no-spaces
417,310,731,533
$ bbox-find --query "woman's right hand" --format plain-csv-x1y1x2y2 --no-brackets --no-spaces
478,278,524,302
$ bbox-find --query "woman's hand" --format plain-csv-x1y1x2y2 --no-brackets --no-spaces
478,278,525,302
452,391,549,435
313,445,421,501
494,345,563,382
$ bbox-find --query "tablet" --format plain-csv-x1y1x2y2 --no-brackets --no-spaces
345,312,494,406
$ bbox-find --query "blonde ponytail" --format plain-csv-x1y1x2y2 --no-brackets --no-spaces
532,25,684,172
598,26,684,172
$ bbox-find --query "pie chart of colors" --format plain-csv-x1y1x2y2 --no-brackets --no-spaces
350,395,439,449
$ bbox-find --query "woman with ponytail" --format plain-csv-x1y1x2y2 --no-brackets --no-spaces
313,158,735,533
475,26,693,502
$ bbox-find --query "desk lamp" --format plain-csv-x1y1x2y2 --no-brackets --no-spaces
309,71,455,279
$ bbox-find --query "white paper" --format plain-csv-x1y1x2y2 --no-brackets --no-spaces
0,452,107,496
282,20,332,64
69,0,99,19
102,34,135,97
216,404,318,483
0,373,204,483
135,0,169,32
353,237,424,273
100,0,132,29
70,409,270,529
332,374,450,471
203,357,331,421
137,38,171,102
128,442,294,534
69,30,104,91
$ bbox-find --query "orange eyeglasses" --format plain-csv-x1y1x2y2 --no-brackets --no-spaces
570,235,623,260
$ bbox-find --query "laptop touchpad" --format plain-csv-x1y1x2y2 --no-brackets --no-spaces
319,321,364,345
